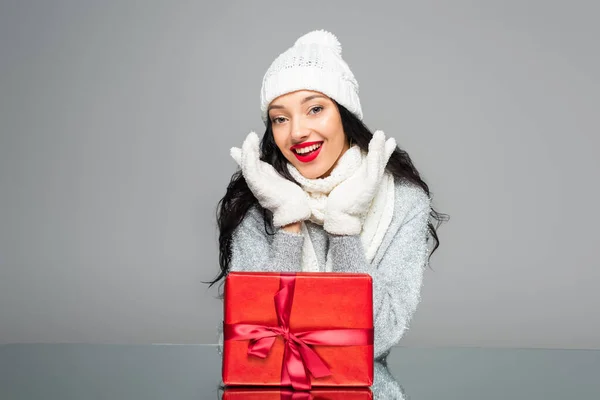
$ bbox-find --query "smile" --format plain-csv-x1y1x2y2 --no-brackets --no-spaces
291,141,323,163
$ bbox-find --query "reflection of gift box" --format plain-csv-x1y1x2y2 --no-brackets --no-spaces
222,272,374,390
222,387,373,399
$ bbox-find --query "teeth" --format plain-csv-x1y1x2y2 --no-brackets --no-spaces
295,143,321,154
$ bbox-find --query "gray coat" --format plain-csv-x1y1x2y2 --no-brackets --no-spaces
219,179,432,360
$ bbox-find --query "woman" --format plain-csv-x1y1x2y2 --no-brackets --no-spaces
211,30,447,359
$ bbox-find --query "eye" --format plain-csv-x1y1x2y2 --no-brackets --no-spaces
309,106,323,115
271,116,287,124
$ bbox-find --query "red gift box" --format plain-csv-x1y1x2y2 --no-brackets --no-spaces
222,272,374,390
222,387,373,399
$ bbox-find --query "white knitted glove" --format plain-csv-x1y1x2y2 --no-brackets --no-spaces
230,132,311,228
324,130,397,235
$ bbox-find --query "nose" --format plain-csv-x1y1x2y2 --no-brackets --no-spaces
290,117,311,144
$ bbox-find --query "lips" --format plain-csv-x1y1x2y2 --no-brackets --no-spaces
290,141,323,163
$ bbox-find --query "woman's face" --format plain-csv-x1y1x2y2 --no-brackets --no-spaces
268,90,349,179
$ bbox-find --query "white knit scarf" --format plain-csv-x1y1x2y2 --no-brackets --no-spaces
286,145,395,272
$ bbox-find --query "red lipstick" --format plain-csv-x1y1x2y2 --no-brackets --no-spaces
290,141,323,163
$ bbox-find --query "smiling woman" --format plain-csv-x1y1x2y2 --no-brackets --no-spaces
269,91,348,179
210,30,448,359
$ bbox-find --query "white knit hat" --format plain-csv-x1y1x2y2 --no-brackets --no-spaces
260,29,363,124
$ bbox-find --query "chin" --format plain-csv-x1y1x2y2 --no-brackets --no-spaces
306,171,324,179
300,164,334,179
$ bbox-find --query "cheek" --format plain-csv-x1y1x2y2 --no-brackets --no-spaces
317,111,344,142
272,131,294,161
272,131,286,151
316,113,334,130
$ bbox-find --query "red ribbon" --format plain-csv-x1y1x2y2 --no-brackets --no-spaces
224,273,373,390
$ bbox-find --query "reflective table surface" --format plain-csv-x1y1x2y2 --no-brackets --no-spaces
1,344,599,399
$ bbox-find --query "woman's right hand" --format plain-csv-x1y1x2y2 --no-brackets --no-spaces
230,132,311,228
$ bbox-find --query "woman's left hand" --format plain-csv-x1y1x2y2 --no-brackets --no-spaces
324,130,396,235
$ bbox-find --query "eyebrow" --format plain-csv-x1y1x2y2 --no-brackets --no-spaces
268,94,327,112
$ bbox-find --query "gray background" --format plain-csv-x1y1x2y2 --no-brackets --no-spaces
1,0,598,348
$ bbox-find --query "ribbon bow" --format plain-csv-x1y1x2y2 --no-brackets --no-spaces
224,274,373,390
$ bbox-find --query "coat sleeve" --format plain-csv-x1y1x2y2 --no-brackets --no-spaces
217,206,305,355
328,196,431,359
229,206,304,272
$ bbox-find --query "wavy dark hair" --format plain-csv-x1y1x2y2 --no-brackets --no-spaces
207,101,448,291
